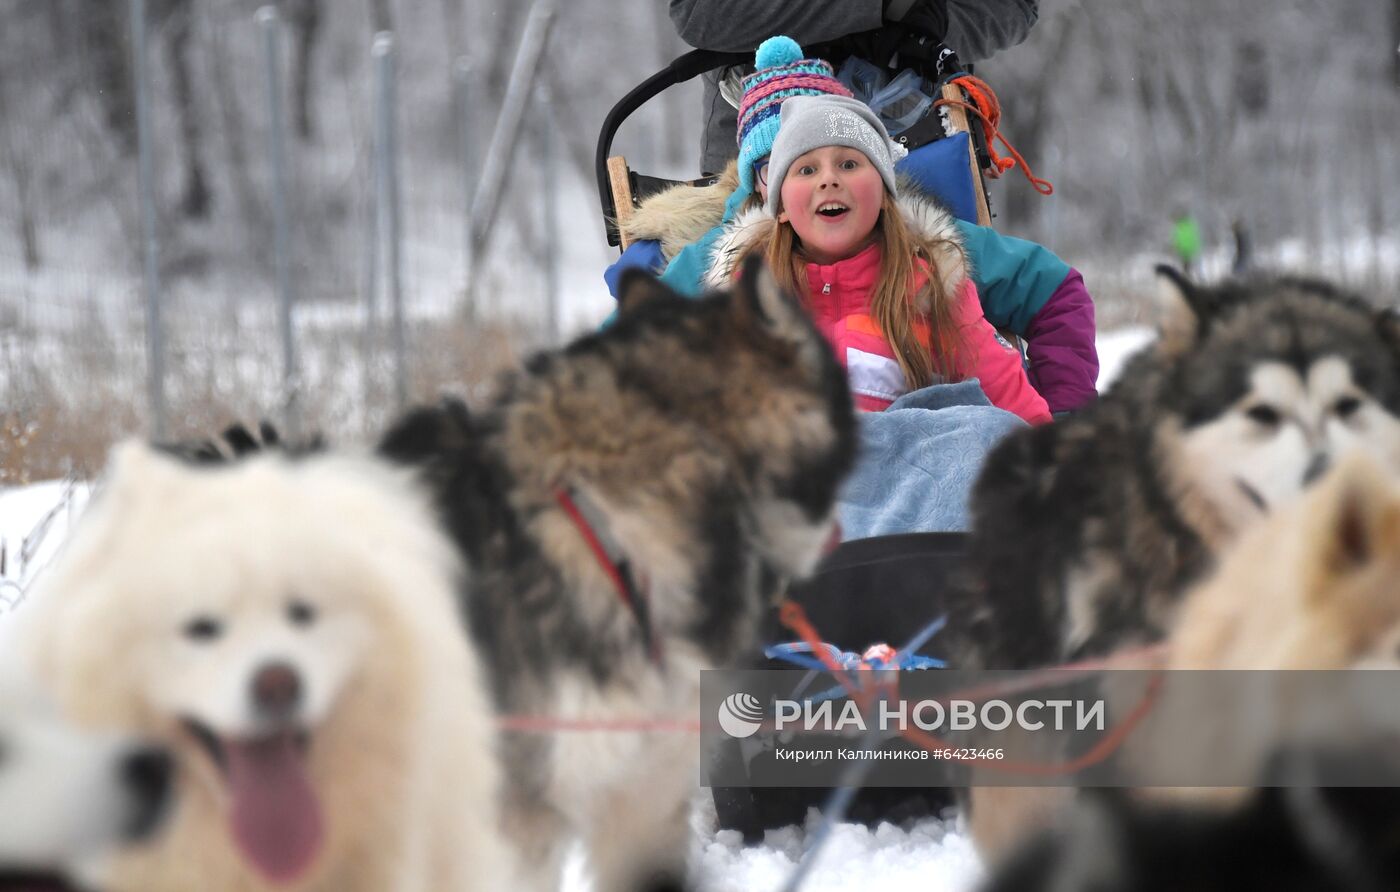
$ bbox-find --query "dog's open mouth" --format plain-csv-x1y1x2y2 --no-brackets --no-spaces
0,870,82,892
182,719,323,884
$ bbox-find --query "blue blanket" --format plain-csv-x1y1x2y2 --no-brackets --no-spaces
838,381,1025,539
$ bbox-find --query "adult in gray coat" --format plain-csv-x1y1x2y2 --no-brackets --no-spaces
670,0,1039,173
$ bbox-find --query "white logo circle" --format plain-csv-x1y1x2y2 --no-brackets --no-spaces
717,692,765,739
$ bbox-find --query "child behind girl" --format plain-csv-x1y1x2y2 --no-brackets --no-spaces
705,93,1052,424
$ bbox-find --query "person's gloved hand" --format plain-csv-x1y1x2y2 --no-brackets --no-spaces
879,0,962,75
603,240,666,299
886,0,950,45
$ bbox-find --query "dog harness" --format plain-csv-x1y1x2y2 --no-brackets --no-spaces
553,487,662,666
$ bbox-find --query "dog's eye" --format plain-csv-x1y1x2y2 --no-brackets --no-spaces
183,616,223,642
1333,396,1362,419
1245,404,1282,426
287,599,317,628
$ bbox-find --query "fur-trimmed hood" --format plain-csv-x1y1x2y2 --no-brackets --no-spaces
619,161,742,262
701,186,968,309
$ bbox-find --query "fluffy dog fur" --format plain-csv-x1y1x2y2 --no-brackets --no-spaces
378,261,858,891
620,160,740,263
18,445,509,892
1124,452,1400,798
973,453,1400,863
957,272,1400,669
953,274,1400,862
1169,451,1400,671
0,674,170,892
982,746,1400,892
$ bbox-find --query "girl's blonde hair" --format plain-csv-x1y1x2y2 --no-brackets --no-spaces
751,190,965,390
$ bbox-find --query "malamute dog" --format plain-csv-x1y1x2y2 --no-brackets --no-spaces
0,677,170,892
1170,450,1400,671
959,271,1400,668
1123,452,1400,799
982,744,1400,892
379,260,858,891
18,445,510,892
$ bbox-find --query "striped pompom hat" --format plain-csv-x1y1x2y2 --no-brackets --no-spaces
735,36,852,194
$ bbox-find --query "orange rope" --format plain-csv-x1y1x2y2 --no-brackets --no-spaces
777,599,1161,778
935,74,1054,196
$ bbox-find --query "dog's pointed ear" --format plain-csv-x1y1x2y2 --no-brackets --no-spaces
1304,453,1400,603
734,254,806,337
615,268,676,317
1154,265,1209,356
1376,306,1400,352
379,397,475,465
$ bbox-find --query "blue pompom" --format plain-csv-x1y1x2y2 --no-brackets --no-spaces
755,36,802,71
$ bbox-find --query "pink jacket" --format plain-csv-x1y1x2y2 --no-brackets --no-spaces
801,243,1052,424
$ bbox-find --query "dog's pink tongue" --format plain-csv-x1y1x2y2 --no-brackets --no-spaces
226,733,323,884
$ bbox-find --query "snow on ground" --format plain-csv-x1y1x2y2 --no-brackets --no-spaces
1096,325,1156,391
0,328,1159,890
687,818,983,892
0,478,88,617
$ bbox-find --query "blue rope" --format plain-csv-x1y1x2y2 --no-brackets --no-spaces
763,613,949,703
772,612,952,892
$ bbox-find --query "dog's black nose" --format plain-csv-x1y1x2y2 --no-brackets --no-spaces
120,745,173,840
251,661,303,717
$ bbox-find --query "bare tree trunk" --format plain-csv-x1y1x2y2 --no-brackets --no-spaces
208,19,267,253
77,0,136,153
163,0,212,218
441,0,465,56
651,1,686,166
485,2,526,98
370,0,393,33
1392,0,1400,90
541,62,607,184
992,12,1078,228
283,0,322,141
0,72,42,269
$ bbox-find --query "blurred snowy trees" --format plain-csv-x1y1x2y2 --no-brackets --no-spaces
0,0,1394,309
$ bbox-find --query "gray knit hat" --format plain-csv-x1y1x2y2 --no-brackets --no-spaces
764,94,909,216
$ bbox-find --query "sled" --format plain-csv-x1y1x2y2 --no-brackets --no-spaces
594,49,996,253
594,51,1018,837
713,532,970,839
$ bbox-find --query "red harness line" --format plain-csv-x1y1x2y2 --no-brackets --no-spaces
499,715,704,733
777,600,1166,777
553,487,662,665
496,599,1168,778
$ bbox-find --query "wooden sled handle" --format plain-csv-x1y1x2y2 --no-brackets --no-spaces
940,82,993,228
607,156,636,250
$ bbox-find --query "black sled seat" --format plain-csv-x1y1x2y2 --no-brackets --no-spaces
712,532,969,839
597,50,995,251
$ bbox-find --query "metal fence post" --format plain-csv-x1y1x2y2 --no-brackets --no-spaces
258,6,299,436
373,33,406,410
131,0,165,439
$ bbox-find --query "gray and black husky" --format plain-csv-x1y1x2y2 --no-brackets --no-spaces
955,270,1400,668
982,742,1400,892
379,258,858,892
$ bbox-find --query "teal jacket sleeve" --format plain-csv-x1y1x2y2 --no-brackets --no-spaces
954,220,1071,334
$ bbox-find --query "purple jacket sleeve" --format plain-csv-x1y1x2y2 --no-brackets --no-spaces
1025,269,1099,414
